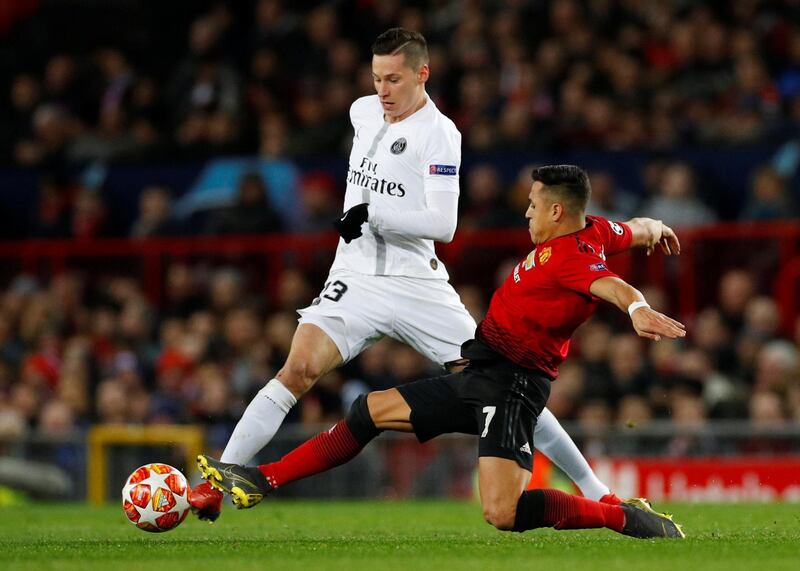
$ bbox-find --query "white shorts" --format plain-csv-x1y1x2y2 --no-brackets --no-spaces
297,270,477,366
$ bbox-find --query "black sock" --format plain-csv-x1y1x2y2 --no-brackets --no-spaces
344,394,382,446
513,490,546,532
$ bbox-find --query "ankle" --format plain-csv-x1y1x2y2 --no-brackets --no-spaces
602,504,625,532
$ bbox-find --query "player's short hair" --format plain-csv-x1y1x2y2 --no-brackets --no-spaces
531,165,591,214
372,28,429,71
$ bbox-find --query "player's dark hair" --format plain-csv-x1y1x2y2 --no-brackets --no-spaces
531,165,591,213
372,28,429,71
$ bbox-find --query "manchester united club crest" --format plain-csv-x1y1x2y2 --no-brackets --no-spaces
538,246,552,265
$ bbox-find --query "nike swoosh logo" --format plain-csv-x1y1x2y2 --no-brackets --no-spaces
222,467,258,489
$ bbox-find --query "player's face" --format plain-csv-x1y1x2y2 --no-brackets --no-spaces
525,182,555,244
372,53,429,122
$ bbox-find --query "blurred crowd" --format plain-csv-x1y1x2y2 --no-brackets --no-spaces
2,0,798,242
3,0,800,168
22,167,344,240
1,1,799,460
14,156,799,244
0,261,798,456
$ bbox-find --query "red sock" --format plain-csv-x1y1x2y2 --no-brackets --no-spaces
599,492,623,505
258,420,362,488
542,489,624,532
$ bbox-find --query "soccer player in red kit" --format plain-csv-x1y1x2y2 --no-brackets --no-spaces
197,165,686,539
191,28,624,522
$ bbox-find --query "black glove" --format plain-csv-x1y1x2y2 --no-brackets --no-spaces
334,203,369,243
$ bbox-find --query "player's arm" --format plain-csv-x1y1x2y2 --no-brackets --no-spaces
334,192,458,243
367,190,458,242
624,217,681,256
337,122,462,243
589,276,686,341
366,120,463,243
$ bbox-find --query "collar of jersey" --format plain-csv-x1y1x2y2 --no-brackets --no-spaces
537,216,595,247
380,93,431,125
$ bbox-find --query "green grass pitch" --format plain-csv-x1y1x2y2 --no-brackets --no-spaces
1,501,798,571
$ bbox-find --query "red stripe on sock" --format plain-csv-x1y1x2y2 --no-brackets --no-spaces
541,489,624,532
258,420,361,488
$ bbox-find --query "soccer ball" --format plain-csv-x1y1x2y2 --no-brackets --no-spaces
122,463,191,533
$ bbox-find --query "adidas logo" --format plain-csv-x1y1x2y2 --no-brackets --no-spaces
520,442,532,454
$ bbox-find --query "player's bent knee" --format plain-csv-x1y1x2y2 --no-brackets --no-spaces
482,503,517,531
277,359,324,396
277,371,315,397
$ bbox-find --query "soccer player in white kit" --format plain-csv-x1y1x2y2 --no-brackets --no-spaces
190,28,619,520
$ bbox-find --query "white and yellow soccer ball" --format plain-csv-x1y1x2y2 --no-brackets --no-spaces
122,463,191,533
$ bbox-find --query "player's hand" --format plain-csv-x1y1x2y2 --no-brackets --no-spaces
334,203,369,243
630,306,686,341
647,222,681,257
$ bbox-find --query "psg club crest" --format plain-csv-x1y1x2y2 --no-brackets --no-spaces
390,138,407,154
538,247,552,265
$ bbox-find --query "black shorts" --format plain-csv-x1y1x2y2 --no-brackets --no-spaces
396,358,551,471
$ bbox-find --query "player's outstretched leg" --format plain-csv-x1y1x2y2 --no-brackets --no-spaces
196,394,383,509
197,455,274,509
190,324,344,519
510,488,685,539
219,325,342,467
620,498,685,539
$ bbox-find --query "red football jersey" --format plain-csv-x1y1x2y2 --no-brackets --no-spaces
476,215,632,378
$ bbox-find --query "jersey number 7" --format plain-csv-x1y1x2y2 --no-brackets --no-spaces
481,406,496,438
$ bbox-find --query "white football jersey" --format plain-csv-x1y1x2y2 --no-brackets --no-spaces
329,94,461,279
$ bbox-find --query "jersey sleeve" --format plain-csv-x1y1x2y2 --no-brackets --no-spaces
554,248,621,297
421,118,461,194
349,95,375,129
590,216,632,255
348,100,357,125
348,98,361,126
367,190,458,242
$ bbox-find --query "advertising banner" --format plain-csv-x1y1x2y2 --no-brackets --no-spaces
590,457,800,502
